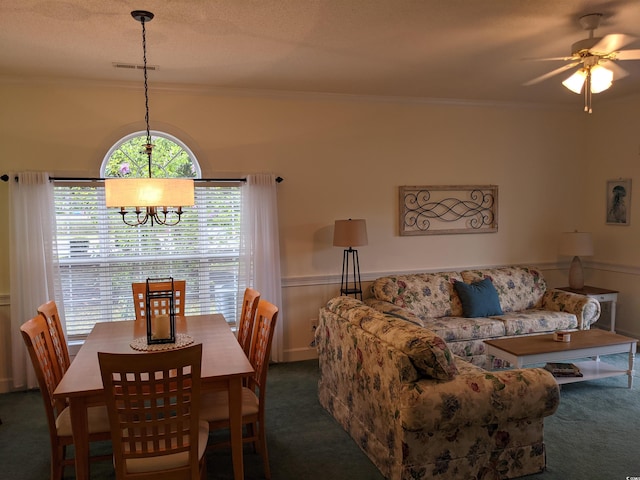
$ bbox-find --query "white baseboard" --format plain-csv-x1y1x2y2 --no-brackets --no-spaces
0,378,14,394
283,347,318,362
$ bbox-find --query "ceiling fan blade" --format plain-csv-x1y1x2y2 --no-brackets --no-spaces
604,61,629,80
615,49,640,60
523,55,577,62
591,34,636,54
523,62,581,86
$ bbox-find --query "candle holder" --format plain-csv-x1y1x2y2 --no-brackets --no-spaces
145,277,176,344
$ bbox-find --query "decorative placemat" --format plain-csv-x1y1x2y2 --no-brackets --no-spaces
130,333,195,352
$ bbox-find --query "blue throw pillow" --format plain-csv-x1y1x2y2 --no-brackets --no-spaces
454,278,503,318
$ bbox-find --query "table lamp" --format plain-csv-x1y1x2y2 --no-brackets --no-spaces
333,219,368,300
559,231,594,290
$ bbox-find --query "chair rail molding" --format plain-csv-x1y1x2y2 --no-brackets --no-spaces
281,261,640,288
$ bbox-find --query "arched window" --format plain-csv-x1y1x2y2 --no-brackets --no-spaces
101,131,201,179
53,131,244,340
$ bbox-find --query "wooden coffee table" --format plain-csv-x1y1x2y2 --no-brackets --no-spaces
484,329,637,388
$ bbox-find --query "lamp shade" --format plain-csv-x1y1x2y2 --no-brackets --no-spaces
589,65,613,93
562,66,613,95
105,178,194,208
562,69,587,94
559,231,594,257
333,219,368,247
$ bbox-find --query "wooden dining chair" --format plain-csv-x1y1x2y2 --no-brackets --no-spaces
237,288,260,357
37,300,71,380
132,279,186,322
201,299,279,479
98,344,207,480
20,315,111,480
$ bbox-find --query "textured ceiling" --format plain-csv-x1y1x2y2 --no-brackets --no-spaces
2,0,640,109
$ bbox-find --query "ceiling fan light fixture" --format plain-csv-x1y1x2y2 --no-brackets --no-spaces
562,69,587,94
590,64,613,93
526,12,640,113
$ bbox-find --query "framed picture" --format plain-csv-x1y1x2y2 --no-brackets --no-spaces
399,185,498,235
606,179,631,225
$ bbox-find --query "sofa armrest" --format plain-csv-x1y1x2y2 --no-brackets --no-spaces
400,365,560,432
542,289,601,329
363,298,425,326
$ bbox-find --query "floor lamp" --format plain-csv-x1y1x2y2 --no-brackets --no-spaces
333,219,368,300
559,231,594,290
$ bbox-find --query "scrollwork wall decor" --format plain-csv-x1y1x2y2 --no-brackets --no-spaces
400,185,498,235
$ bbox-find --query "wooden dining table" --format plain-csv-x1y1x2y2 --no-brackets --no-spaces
53,314,254,480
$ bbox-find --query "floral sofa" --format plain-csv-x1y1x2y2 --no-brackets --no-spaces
364,266,601,367
316,296,561,480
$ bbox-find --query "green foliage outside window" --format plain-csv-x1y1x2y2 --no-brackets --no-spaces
103,135,197,179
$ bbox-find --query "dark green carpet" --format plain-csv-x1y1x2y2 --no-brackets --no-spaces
1,356,639,479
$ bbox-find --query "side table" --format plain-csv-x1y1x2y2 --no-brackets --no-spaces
557,285,618,332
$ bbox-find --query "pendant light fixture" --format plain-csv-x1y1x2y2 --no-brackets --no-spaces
105,10,194,226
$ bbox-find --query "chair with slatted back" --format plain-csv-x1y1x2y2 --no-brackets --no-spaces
237,288,260,357
132,279,186,322
201,299,279,479
98,344,207,480
37,300,70,380
20,315,111,480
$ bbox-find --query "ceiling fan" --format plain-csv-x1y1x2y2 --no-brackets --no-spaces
524,13,640,112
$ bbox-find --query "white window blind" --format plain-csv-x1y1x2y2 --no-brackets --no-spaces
53,181,243,341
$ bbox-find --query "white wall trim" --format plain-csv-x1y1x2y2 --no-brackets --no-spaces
0,73,570,111
281,261,640,288
0,378,13,392
588,261,640,276
283,346,319,363
282,261,564,288
1,261,637,295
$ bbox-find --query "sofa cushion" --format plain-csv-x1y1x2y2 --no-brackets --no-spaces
326,296,458,380
495,310,578,335
423,316,506,342
454,278,503,318
370,272,464,318
460,266,546,313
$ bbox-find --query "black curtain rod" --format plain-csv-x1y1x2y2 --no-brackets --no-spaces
1,174,283,183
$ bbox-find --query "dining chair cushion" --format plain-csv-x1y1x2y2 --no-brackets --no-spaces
200,388,259,422
124,420,209,474
55,405,111,437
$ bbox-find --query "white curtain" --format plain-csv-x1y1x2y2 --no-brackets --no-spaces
239,174,283,362
9,172,64,389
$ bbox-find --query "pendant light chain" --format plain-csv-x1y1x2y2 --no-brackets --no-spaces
141,16,153,178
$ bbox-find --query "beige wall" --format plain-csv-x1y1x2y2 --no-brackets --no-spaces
1,79,639,391
577,94,640,338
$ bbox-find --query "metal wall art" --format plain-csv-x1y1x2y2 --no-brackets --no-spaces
606,178,631,225
400,185,498,235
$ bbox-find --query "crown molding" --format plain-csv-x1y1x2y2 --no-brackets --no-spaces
0,73,569,110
